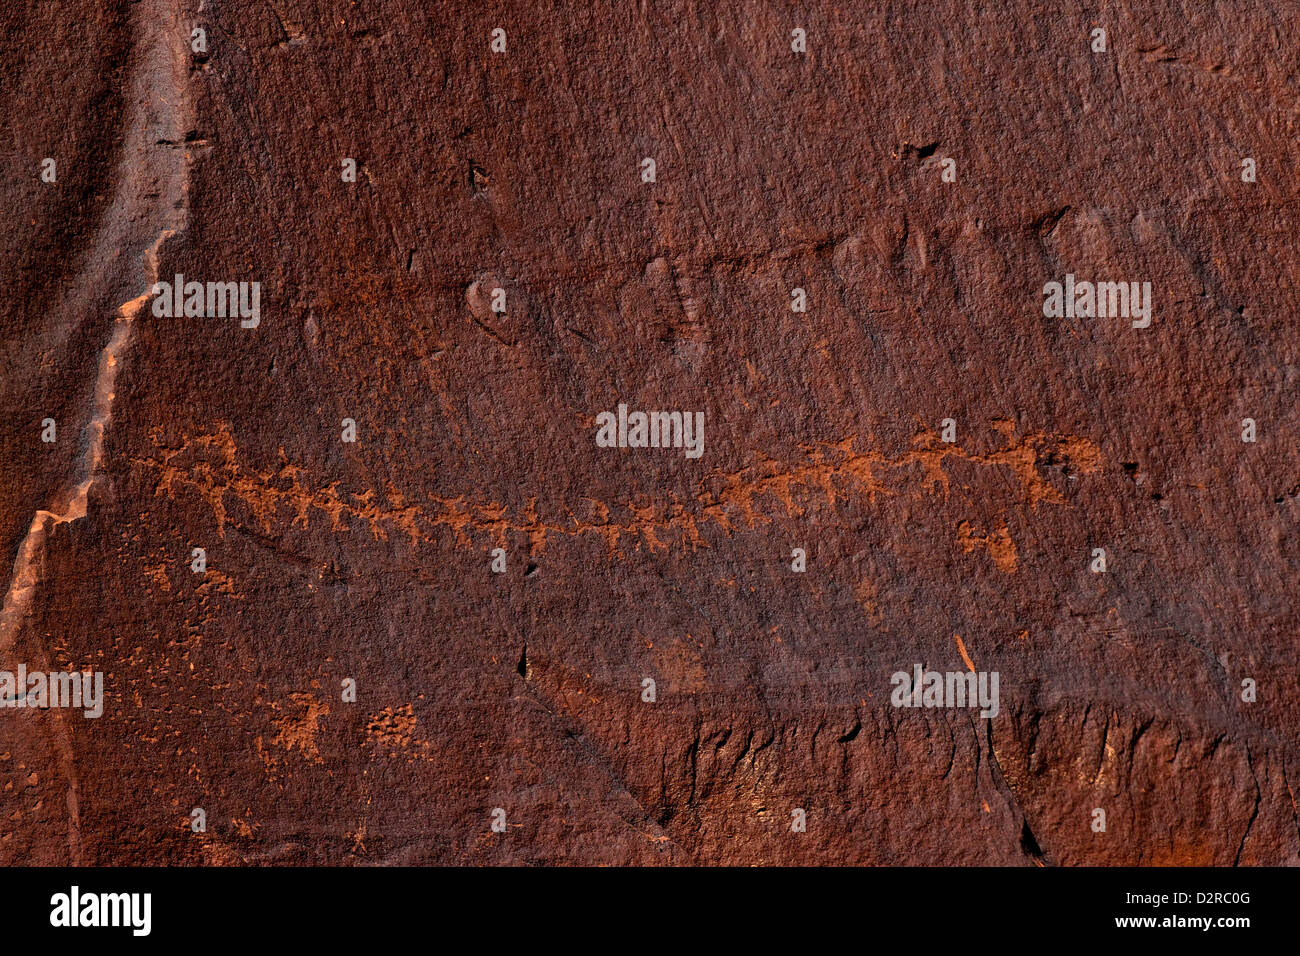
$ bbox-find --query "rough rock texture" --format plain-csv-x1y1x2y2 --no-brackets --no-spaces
2,1,1298,865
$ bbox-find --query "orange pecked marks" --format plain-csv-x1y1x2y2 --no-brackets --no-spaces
954,634,977,673
132,421,1099,556
956,519,1019,573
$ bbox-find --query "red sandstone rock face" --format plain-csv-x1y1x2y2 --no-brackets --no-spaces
1,1,1298,865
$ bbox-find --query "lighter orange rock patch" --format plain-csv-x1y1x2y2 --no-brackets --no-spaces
957,519,1019,573
365,704,434,761
954,634,976,673
270,693,328,764
143,563,171,593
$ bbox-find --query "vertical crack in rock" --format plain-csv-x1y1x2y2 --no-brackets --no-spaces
1234,746,1261,866
0,0,191,864
985,719,1049,865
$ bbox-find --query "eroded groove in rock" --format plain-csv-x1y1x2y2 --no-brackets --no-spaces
0,0,191,865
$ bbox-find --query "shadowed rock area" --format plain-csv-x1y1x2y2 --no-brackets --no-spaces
1,0,1297,865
